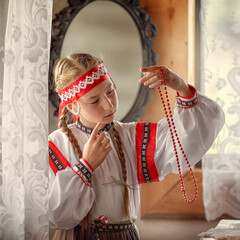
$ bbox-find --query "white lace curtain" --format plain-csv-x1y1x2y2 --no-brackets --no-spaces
0,0,52,239
201,0,240,221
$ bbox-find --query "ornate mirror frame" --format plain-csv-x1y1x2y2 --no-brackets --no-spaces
49,0,158,122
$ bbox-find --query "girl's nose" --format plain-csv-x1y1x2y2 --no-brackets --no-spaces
103,96,113,110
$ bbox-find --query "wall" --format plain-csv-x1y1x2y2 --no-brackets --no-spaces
140,0,188,122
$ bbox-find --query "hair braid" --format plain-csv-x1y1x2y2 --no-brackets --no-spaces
59,107,82,158
59,106,91,238
111,122,130,220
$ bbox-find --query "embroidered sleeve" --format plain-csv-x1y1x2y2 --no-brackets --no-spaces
136,122,159,184
49,141,71,175
72,158,93,186
176,84,198,109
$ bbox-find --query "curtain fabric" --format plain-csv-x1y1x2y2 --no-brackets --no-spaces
201,0,240,221
0,0,52,239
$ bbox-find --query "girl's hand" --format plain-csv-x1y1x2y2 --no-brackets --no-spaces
82,122,112,171
139,65,192,97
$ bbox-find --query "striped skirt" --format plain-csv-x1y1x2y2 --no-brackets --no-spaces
52,221,140,240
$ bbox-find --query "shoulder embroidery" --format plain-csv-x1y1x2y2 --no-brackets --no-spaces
136,122,159,184
49,141,71,175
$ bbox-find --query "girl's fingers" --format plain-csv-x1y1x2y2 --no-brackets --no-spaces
90,122,102,141
96,131,105,143
101,137,110,149
149,80,164,89
141,66,159,72
142,75,159,86
104,145,112,155
139,71,156,83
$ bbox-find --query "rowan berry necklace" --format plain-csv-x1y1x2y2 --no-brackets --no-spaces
157,67,198,203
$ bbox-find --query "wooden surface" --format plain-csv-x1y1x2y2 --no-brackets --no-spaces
139,0,206,219
140,0,188,122
141,169,205,219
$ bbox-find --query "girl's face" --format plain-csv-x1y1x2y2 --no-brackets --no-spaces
78,79,118,128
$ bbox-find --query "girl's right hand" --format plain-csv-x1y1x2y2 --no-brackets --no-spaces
82,122,112,171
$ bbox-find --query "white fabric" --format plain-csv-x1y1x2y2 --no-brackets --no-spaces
199,219,240,239
0,0,52,239
200,0,240,221
48,92,224,230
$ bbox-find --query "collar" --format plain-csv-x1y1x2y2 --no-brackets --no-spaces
75,120,112,134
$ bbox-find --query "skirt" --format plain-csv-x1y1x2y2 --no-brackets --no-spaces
52,221,140,240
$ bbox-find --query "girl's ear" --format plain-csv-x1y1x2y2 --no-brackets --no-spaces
66,103,73,113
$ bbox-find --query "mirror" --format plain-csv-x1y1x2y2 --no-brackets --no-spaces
61,1,142,121
49,0,158,123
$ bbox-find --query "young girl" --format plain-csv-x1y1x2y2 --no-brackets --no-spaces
48,53,224,240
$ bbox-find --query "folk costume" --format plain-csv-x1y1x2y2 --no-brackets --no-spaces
48,64,225,239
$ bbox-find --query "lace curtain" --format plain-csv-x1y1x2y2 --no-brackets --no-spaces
201,0,240,221
0,0,52,239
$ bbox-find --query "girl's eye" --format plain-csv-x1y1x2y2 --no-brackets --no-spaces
90,99,99,104
107,89,114,95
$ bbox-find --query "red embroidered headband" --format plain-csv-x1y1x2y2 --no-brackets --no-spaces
58,63,109,104
57,63,110,123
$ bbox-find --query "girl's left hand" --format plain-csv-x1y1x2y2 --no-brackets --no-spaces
139,65,192,97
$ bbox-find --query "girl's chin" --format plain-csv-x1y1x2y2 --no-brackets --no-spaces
102,118,115,124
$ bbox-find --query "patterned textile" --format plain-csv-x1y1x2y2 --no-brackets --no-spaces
201,0,240,221
75,120,111,134
136,122,158,184
58,63,109,103
0,0,52,239
49,141,71,175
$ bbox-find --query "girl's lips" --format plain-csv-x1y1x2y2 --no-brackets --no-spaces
105,110,116,118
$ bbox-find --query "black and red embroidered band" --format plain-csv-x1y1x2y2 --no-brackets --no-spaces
136,122,159,184
73,158,93,184
176,84,198,109
49,141,71,175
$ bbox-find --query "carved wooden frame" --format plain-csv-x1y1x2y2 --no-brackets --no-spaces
49,0,158,122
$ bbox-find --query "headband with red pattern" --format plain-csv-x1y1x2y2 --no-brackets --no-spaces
57,63,109,124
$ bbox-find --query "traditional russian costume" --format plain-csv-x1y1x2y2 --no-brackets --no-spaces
49,83,224,239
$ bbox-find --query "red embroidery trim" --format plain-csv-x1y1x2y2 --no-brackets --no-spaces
72,168,92,188
136,122,159,184
146,122,159,182
136,122,144,184
81,157,94,172
49,141,71,175
176,84,196,99
176,85,198,109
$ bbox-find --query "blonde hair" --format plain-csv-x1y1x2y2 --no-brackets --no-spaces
54,53,130,234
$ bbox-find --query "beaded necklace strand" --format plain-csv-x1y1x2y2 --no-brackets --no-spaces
157,67,198,203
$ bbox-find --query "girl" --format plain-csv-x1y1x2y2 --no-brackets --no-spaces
48,53,224,240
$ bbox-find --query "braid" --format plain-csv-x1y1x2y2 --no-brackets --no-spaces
111,122,130,220
59,106,91,237
59,107,82,158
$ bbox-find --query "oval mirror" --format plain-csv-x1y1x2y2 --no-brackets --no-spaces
61,1,142,121
49,0,158,124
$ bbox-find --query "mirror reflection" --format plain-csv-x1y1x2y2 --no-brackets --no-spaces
61,1,142,121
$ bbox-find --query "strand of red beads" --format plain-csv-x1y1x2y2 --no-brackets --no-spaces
157,67,198,203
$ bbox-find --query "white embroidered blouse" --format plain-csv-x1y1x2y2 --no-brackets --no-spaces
48,90,225,230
